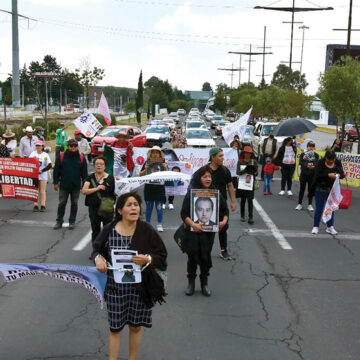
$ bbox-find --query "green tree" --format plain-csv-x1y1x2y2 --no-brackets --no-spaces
202,82,212,92
135,70,144,124
214,88,227,114
319,56,360,151
271,64,308,92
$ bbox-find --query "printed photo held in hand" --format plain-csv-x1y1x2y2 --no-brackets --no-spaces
191,189,219,232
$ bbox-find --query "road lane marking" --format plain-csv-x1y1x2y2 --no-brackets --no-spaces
73,230,92,251
253,199,293,250
248,228,360,240
0,219,70,227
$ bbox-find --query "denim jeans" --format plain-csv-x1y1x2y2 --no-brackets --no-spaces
145,201,164,224
263,174,273,192
314,189,334,227
56,187,80,224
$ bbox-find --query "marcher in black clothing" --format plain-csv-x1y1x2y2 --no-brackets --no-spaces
190,147,236,261
236,146,258,224
82,156,115,248
53,138,88,229
295,141,319,212
276,137,297,196
311,150,345,235
0,135,10,157
331,138,342,153
181,165,229,297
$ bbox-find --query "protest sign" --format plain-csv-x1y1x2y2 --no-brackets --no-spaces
110,250,141,284
191,189,219,232
0,263,107,309
113,148,130,179
222,107,252,145
0,157,39,201
238,174,254,190
73,111,103,138
165,161,193,196
323,176,343,223
294,149,360,187
132,147,238,176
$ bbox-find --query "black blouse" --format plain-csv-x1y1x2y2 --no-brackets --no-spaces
85,173,115,207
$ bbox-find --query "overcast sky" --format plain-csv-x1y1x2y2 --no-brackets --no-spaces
0,0,359,95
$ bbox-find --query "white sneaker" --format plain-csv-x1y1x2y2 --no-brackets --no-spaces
326,226,338,235
168,204,174,210
157,224,164,232
295,204,302,210
279,190,285,196
162,204,166,210
312,226,319,234
307,204,314,212
287,190,293,196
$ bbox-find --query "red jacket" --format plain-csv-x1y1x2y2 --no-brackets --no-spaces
114,141,134,172
264,163,279,175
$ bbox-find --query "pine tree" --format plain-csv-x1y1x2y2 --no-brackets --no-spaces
136,70,144,124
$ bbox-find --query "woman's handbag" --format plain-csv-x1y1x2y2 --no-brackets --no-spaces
90,178,115,217
340,178,352,209
173,223,197,253
254,179,260,190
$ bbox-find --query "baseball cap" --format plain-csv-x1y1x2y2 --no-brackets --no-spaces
209,147,222,161
307,141,315,147
74,130,82,135
35,140,44,146
67,138,78,146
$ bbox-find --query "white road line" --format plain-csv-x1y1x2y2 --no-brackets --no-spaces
253,199,293,250
0,219,70,227
72,230,92,251
248,228,360,241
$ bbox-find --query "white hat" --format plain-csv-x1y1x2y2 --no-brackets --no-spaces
23,126,34,133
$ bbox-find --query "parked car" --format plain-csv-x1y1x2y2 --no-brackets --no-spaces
215,121,230,136
185,129,216,148
211,115,225,129
177,109,186,116
337,124,355,140
144,125,171,147
90,125,146,156
346,125,359,141
251,122,286,158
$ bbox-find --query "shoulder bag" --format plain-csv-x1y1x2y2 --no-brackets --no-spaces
340,178,352,209
90,177,115,217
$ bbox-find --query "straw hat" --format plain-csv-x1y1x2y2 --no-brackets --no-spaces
3,129,15,138
23,126,34,133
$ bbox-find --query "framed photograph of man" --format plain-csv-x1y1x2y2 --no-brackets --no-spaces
341,141,353,153
238,174,254,190
146,160,166,184
190,189,219,232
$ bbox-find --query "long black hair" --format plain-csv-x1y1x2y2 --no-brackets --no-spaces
114,191,142,222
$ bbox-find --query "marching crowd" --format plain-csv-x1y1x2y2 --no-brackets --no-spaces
1,122,347,360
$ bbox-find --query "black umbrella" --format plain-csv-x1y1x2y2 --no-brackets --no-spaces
272,118,317,137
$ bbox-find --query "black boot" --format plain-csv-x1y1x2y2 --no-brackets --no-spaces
185,279,195,296
200,278,211,297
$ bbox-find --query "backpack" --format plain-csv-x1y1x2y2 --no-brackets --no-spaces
60,151,84,165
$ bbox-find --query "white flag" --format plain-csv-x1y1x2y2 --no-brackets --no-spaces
222,107,252,146
97,93,111,126
322,176,343,223
73,111,102,138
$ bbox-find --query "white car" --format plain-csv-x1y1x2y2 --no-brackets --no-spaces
251,122,287,158
162,118,176,130
184,121,208,131
185,129,216,148
211,115,225,129
205,111,215,121
168,112,180,123
190,108,200,113
144,125,171,147
177,109,186,116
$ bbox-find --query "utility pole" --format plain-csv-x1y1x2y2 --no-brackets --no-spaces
254,2,333,69
229,44,272,85
12,0,20,108
238,55,243,86
299,25,309,82
256,26,273,88
217,65,244,89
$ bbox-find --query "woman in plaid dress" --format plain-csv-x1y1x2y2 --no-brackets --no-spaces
92,192,167,360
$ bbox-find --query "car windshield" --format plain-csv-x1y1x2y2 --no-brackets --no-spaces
213,116,224,121
187,122,205,128
245,126,254,135
219,122,228,126
262,125,277,136
169,114,177,118
186,130,212,139
145,126,169,134
99,128,126,137
165,119,174,123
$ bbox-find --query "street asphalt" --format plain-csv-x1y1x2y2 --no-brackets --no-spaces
0,118,360,360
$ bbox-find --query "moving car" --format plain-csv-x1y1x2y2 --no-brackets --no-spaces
90,125,146,156
215,121,230,136
185,129,216,148
251,121,286,158
211,115,225,129
184,121,208,131
226,110,236,120
168,112,180,123
163,118,176,130
144,125,171,147
177,109,186,116
205,111,215,121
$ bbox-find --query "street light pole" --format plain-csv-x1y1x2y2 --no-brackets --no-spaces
11,0,20,107
299,25,309,82
347,0,353,55
289,0,295,68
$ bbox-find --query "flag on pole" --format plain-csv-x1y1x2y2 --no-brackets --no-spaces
222,107,252,146
322,176,343,223
97,92,111,126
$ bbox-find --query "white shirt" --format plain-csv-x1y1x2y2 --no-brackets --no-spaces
77,138,91,156
19,135,38,157
283,146,296,165
29,151,52,181
2,139,17,157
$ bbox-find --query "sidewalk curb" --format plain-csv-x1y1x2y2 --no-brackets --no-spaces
316,126,337,134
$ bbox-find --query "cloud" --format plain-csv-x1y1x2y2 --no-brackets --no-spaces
31,0,104,5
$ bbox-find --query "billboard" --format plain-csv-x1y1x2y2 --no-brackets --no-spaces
325,44,360,70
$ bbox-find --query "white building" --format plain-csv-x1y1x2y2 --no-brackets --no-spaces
306,97,329,125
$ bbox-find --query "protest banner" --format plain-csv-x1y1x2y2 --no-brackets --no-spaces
222,107,252,146
0,157,39,201
165,161,193,196
294,149,360,187
191,189,219,232
132,147,238,176
73,111,103,138
323,176,343,223
113,148,130,179
97,92,111,126
0,263,106,309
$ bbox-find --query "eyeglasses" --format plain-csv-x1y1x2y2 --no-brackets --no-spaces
68,144,78,148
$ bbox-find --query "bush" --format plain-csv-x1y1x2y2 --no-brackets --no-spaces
49,131,56,140
48,120,61,134
94,113,116,127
